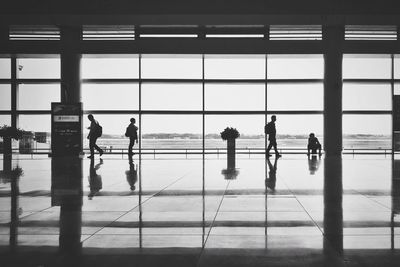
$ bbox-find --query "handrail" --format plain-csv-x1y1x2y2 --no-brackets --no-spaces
7,147,393,156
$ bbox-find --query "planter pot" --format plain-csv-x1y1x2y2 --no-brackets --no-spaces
2,137,12,173
227,138,236,169
3,137,12,155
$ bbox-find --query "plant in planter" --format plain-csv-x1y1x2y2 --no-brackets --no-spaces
0,125,24,156
220,127,240,169
0,166,24,183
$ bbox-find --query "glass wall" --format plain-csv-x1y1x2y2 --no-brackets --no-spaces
1,53,395,153
343,54,392,149
80,54,326,152
267,55,324,147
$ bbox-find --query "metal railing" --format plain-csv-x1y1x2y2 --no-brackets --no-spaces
6,146,393,158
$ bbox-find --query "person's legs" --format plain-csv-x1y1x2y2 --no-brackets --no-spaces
92,137,103,155
128,137,134,155
273,141,280,157
317,144,322,155
267,141,273,156
89,138,95,157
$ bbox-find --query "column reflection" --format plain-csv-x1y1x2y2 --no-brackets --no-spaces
51,156,83,259
323,156,343,257
391,157,400,250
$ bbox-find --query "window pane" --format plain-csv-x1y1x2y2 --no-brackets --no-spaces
270,115,323,148
205,55,265,79
82,84,139,110
19,84,60,110
0,115,11,126
395,83,400,95
19,115,51,132
267,55,323,79
267,83,323,111
17,58,60,79
343,83,391,111
343,115,391,149
343,54,391,79
18,115,51,151
142,83,202,110
0,115,11,142
83,114,135,149
0,84,11,110
0,58,11,79
82,55,139,79
205,84,264,111
205,115,265,148
141,55,202,79
142,115,202,149
395,55,400,79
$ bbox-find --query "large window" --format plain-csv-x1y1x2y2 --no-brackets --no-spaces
80,54,325,153
18,84,60,110
142,83,202,111
205,84,264,111
142,55,202,79
82,83,139,110
343,54,392,149
82,55,139,79
17,58,60,79
204,55,265,79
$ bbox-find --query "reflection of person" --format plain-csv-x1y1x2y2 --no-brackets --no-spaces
265,115,281,158
307,133,322,156
308,154,321,175
266,157,278,191
125,159,137,191
88,158,103,199
125,118,138,156
87,114,104,159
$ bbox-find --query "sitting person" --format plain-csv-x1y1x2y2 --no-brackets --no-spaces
307,133,322,155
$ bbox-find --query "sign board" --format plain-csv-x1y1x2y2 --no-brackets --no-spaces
51,103,82,156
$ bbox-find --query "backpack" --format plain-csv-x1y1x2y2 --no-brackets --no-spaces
264,123,272,135
125,125,138,139
94,122,103,138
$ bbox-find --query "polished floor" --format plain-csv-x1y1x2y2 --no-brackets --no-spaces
0,153,400,266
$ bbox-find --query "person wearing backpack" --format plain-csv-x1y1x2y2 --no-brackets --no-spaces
125,117,138,156
265,115,281,158
87,114,104,159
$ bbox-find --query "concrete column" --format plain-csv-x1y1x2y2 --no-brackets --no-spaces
323,26,344,156
60,26,82,103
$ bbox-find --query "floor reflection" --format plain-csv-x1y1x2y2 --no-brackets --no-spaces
0,154,399,266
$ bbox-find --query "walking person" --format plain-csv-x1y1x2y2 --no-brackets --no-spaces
125,118,138,156
87,114,103,159
265,115,281,158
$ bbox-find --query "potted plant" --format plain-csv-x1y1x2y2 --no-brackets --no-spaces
0,125,24,156
220,127,240,169
221,168,240,180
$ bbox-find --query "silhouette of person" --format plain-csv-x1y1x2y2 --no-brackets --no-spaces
88,158,103,199
308,154,321,175
265,115,281,158
266,157,278,191
307,133,322,156
125,118,138,157
87,114,104,159
125,159,138,191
